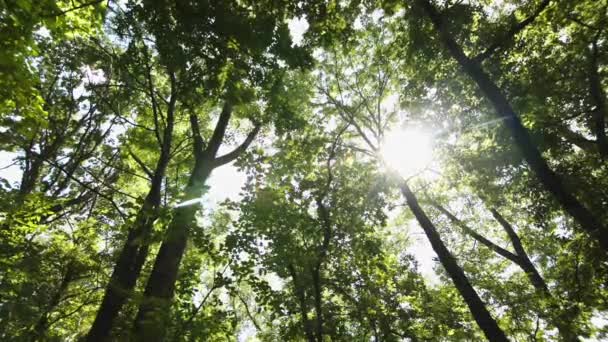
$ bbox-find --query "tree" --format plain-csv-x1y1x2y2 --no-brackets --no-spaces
413,0,608,251
2,0,608,340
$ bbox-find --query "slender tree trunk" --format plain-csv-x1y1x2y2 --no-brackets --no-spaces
310,198,331,342
416,0,608,251
488,209,549,293
311,267,324,342
399,182,508,341
588,40,608,159
489,209,580,341
434,201,579,340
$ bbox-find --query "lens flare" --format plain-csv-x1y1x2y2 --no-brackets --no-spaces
380,127,433,177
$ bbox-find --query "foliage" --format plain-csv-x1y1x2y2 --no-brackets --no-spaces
1,0,607,341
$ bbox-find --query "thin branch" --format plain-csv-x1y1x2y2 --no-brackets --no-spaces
473,0,551,62
44,0,105,18
41,157,127,221
127,148,154,179
235,292,262,331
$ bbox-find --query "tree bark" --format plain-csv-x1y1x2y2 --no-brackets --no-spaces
131,103,259,340
311,198,332,342
417,0,608,251
311,269,323,342
85,182,166,341
588,39,608,159
289,264,316,342
399,182,508,341
132,163,212,341
489,209,580,341
86,76,177,341
488,209,549,293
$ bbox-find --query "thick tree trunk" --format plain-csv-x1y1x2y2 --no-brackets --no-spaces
417,0,608,251
289,264,316,342
19,157,43,197
131,102,258,339
399,182,508,341
85,186,163,341
132,163,212,341
87,81,177,341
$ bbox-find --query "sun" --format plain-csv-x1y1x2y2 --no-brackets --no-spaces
380,127,434,178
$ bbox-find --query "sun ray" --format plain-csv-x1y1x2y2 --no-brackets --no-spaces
380,127,433,178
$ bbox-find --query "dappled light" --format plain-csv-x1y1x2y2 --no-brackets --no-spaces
2,0,607,341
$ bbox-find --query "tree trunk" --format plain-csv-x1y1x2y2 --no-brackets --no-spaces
399,182,508,341
417,0,608,251
289,264,316,342
131,102,258,339
588,40,608,160
132,163,212,341
87,80,177,341
85,186,163,341
489,209,580,341
434,201,579,340
311,267,323,342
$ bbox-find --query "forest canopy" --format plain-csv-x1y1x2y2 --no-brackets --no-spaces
1,0,607,341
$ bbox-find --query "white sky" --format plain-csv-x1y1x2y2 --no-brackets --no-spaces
287,17,309,46
0,151,21,186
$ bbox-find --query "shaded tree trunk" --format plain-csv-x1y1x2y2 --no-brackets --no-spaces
86,77,177,341
132,103,259,340
289,264,316,342
416,0,608,251
489,209,580,341
488,209,549,293
311,269,323,342
433,201,579,340
132,162,212,341
85,180,167,341
399,182,508,341
310,196,332,342
588,39,608,159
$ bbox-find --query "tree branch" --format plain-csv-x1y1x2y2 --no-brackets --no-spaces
45,0,106,18
431,201,521,265
205,102,233,157
473,0,551,62
189,114,205,156
127,148,154,179
212,123,260,167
